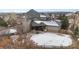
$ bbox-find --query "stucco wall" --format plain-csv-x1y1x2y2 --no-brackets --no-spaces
46,26,60,32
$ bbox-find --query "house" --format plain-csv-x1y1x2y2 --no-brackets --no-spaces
31,20,46,31
44,13,51,20
31,20,60,32
40,14,47,20
51,14,55,20
44,20,60,32
26,9,40,20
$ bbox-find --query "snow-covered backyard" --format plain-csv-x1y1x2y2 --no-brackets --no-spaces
31,32,72,47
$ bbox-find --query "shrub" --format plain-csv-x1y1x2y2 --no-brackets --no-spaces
0,17,8,27
74,26,79,38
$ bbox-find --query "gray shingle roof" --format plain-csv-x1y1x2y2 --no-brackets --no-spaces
26,9,40,19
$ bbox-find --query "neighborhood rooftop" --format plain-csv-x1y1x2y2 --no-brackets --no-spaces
34,20,60,27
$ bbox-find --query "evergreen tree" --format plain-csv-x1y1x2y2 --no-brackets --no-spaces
60,15,69,30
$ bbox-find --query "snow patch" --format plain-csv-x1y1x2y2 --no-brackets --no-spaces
9,29,17,33
31,33,72,47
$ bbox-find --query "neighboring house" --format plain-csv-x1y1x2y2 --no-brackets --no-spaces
44,20,60,32
40,14,47,20
26,9,40,20
51,14,55,20
55,19,61,26
31,21,46,31
44,13,50,20
65,13,73,17
31,20,60,32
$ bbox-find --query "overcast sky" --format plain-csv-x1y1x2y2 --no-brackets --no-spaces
0,9,78,13
0,0,79,12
